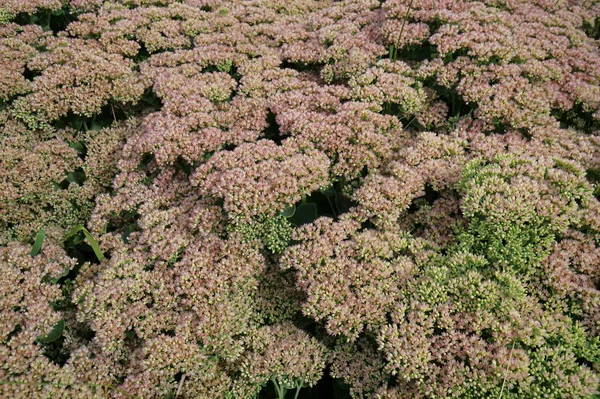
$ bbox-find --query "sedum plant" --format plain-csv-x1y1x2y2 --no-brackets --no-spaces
1,0,600,398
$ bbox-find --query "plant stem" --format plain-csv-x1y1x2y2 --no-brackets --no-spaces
392,0,416,63
175,374,186,397
293,380,304,399
271,377,285,399
498,340,516,399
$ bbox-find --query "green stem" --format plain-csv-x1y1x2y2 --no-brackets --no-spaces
392,0,416,63
404,116,417,130
498,341,516,399
45,11,51,30
293,380,303,399
326,195,338,219
271,378,284,399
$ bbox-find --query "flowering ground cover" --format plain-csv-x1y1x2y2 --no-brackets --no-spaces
1,0,600,398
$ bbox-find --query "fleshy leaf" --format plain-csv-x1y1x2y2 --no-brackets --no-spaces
289,203,318,226
30,229,46,257
280,204,296,218
65,224,104,262
37,319,65,343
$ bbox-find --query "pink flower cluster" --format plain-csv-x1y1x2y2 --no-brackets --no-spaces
1,0,599,397
11,37,146,130
401,0,600,130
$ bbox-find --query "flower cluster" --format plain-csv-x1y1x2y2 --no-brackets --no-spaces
398,0,600,131
0,23,48,101
1,0,600,397
281,214,423,340
11,36,146,129
192,139,330,219
456,153,597,273
0,241,79,398
236,322,328,396
0,0,65,16
0,114,137,245
0,116,83,244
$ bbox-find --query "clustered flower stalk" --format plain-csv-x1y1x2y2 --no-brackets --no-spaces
1,0,599,398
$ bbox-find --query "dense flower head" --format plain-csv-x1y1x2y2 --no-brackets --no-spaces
0,23,48,101
237,322,328,395
0,114,137,245
372,249,600,399
0,0,66,15
66,3,206,56
276,99,403,178
349,59,426,117
456,153,598,273
0,241,79,398
0,118,81,243
393,0,600,132
1,0,600,397
11,37,146,129
192,139,331,219
73,208,270,395
281,214,422,340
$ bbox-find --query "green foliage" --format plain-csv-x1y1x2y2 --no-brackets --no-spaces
0,8,15,24
279,204,296,218
30,228,46,257
453,217,555,274
288,203,318,226
11,5,78,33
64,224,104,262
229,215,293,254
268,377,308,399
36,319,65,343
583,16,600,40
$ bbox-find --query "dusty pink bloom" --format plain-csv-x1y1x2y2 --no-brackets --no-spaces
0,241,78,398
0,0,65,15
394,0,600,131
236,322,328,395
459,154,596,236
11,37,146,129
0,24,48,101
330,338,389,398
0,117,83,243
192,139,330,219
3,0,600,397
541,231,600,336
281,214,419,340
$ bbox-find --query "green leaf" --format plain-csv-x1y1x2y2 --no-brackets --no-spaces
68,141,85,155
65,224,104,261
37,319,65,343
280,204,296,218
90,122,104,131
48,266,70,284
320,185,336,197
30,229,46,257
332,378,351,399
289,203,318,226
